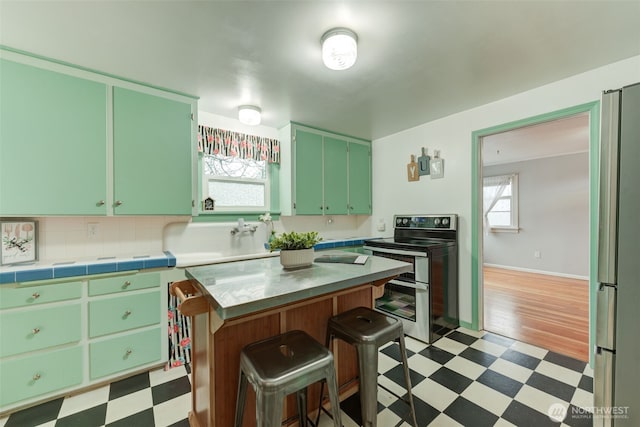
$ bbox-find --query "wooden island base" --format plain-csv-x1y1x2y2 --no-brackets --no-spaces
180,277,391,427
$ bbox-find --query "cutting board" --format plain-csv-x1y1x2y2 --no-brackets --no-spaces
418,147,430,176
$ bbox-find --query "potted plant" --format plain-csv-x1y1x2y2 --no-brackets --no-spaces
269,231,322,269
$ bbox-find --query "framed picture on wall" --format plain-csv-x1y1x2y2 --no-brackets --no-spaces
1,219,38,265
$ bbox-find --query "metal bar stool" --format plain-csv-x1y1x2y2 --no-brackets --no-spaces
234,330,342,427
320,306,418,427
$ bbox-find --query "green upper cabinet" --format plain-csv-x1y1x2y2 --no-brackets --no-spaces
0,59,107,215
294,129,324,214
112,87,193,215
323,137,349,215
348,142,372,214
280,123,371,216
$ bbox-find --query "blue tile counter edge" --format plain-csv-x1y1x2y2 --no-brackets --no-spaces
0,252,175,285
314,237,372,250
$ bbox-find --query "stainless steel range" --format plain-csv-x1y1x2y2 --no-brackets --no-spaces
363,214,459,343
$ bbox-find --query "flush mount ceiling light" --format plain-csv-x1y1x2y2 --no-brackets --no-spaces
238,105,261,126
321,27,358,70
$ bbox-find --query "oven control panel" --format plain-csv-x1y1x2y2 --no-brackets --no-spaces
394,214,457,230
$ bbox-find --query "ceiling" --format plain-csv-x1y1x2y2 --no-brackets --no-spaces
482,113,590,166
1,1,639,141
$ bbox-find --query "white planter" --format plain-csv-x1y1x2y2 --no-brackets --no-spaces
279,248,314,269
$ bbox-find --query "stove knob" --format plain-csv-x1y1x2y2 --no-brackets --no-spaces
402,218,409,225
442,217,450,226
396,218,402,225
434,218,441,226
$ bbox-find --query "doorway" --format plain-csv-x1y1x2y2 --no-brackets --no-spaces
480,114,590,361
470,102,600,365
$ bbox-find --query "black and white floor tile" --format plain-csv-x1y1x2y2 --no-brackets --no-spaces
1,328,593,427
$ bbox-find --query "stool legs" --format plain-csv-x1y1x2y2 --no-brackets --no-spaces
356,343,379,427
234,370,249,427
398,334,419,427
256,390,283,427
325,366,342,427
296,389,308,427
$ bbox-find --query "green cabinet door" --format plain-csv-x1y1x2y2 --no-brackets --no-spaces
294,129,324,214
0,345,83,407
113,87,192,215
0,59,107,215
348,142,372,214
323,137,348,215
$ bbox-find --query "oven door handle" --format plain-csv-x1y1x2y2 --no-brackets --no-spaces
363,245,428,258
388,279,428,291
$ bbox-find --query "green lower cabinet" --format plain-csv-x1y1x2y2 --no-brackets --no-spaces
89,291,161,337
0,346,83,407
0,304,81,358
89,327,161,380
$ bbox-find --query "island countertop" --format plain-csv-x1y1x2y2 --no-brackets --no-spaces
185,251,412,320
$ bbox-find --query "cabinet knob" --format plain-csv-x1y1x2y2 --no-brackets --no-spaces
125,349,133,356
98,200,105,206
115,200,123,206
326,206,329,210
123,281,131,288
32,327,41,334
320,206,324,210
124,310,132,317
33,373,41,381
32,292,40,299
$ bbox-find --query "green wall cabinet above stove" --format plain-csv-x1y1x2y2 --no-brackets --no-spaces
0,50,197,217
0,59,108,215
279,123,371,216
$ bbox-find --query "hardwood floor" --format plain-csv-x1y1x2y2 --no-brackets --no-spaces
483,266,590,361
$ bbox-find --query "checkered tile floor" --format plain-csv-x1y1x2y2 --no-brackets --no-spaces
0,328,593,427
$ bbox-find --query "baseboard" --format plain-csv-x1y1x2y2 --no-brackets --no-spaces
483,263,589,281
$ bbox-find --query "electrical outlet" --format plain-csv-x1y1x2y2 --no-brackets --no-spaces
87,223,100,239
534,250,541,259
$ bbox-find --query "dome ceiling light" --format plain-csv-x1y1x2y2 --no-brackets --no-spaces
321,27,358,71
238,105,261,126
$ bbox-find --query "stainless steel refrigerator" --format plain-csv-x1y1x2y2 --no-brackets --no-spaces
595,82,640,427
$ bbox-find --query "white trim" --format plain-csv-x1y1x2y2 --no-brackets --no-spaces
483,263,589,281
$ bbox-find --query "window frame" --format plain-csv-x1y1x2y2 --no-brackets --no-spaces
483,173,519,232
201,154,271,213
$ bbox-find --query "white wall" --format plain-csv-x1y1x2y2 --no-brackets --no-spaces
483,153,589,278
371,55,640,325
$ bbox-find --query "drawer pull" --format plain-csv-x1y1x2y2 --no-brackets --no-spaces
33,373,41,381
123,281,131,288
32,292,40,299
32,327,41,334
125,349,133,357
124,310,132,317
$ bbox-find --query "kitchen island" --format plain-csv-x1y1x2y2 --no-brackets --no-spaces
179,252,411,427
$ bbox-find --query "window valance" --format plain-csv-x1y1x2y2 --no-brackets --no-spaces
197,126,280,164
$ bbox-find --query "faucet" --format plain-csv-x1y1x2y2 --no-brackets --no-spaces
231,218,257,235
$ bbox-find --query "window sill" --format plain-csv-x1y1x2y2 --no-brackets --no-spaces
193,211,281,222
489,227,520,233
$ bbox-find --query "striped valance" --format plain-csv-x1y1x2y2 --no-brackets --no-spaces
197,126,281,164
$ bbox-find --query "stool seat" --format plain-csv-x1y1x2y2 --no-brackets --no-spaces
235,330,342,427
328,306,403,345
322,307,418,427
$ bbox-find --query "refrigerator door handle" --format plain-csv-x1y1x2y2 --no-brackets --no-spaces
597,89,620,285
594,347,615,427
596,284,616,349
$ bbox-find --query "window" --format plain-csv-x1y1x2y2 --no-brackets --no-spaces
483,173,519,231
203,154,269,211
